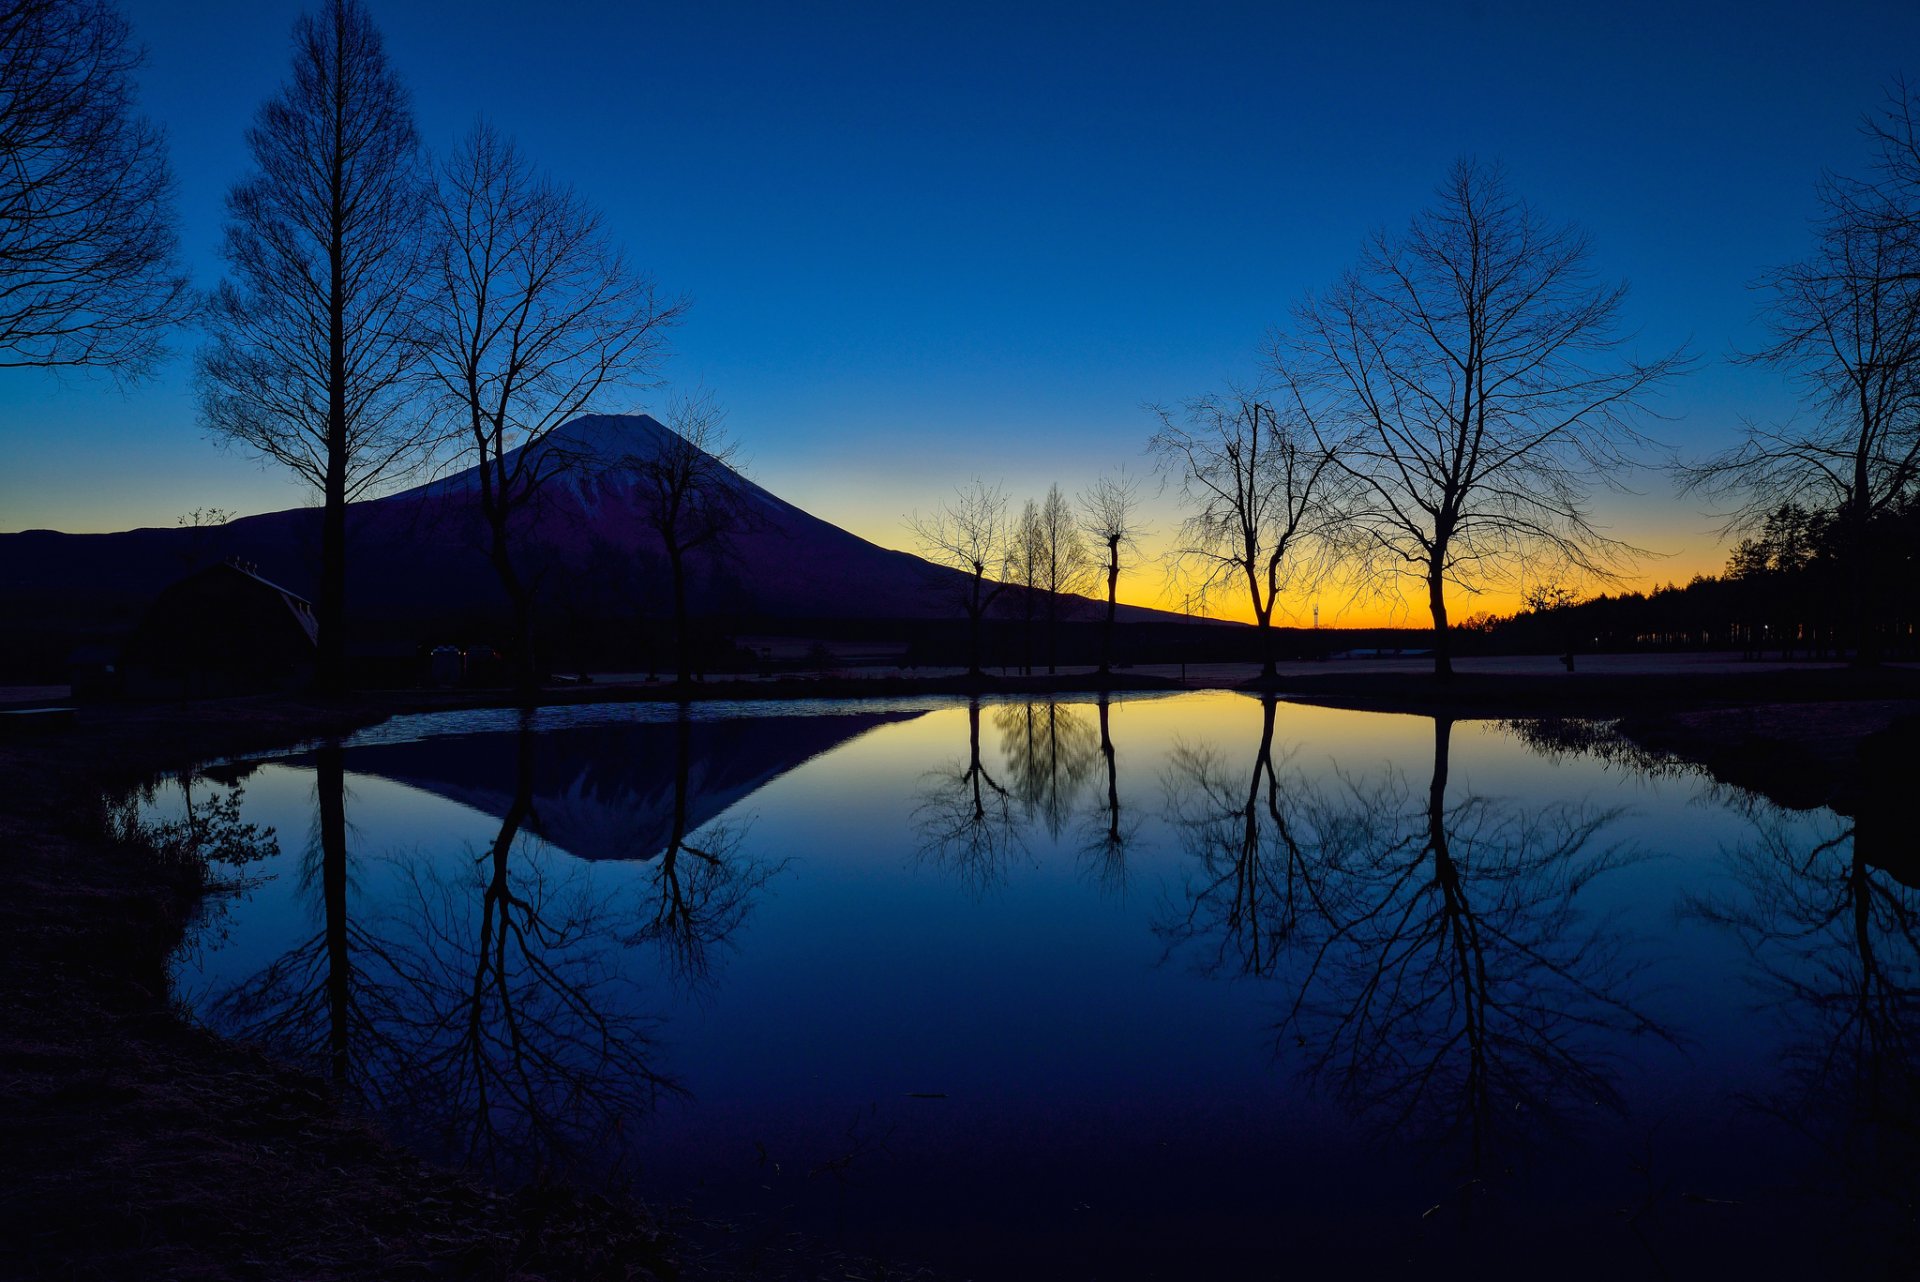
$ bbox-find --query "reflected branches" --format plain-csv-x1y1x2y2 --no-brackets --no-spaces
1284,719,1666,1185
1689,770,1920,1252
625,708,780,989
1160,706,1671,1207
208,726,689,1181
996,699,1100,840
914,698,1024,893
1076,693,1139,896
1156,697,1349,978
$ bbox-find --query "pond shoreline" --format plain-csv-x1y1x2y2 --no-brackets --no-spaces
3,666,1914,1277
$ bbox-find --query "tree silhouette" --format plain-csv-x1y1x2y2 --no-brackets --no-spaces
1079,471,1149,677
197,0,433,695
0,0,189,376
422,123,681,700
1150,389,1337,679
627,394,752,685
1031,484,1092,675
1683,93,1920,667
909,481,1014,679
1286,160,1684,679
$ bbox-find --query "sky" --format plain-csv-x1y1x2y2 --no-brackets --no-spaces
3,0,1917,624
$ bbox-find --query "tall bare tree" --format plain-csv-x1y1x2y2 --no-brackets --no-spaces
1287,160,1683,680
0,0,189,376
1149,388,1336,680
1009,495,1043,675
1683,105,1920,667
197,0,431,695
909,479,1013,679
1079,469,1148,676
1031,483,1091,675
629,394,749,685
422,123,680,700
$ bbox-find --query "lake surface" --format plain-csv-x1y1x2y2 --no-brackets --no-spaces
145,692,1917,1278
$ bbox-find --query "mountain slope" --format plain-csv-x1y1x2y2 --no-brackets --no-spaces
1,413,1180,641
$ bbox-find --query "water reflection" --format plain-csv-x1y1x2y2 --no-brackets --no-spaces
209,722,696,1179
1076,692,1137,896
913,697,1024,892
154,694,1920,1275
1156,696,1336,977
626,708,782,988
995,699,1100,840
1689,739,1920,1260
1162,709,1673,1221
338,710,916,862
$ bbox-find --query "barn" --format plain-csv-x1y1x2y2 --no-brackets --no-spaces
123,559,318,698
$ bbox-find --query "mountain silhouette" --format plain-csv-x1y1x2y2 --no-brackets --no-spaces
1,414,1173,636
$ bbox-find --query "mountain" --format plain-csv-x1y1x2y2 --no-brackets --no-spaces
0,414,1179,647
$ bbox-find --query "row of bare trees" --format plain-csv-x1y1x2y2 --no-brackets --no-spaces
930,100,1919,682
911,472,1148,678
912,159,1683,684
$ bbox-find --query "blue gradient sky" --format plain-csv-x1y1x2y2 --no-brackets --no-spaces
2,0,1915,618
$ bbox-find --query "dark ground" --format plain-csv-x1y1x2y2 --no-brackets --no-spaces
3,663,1915,1280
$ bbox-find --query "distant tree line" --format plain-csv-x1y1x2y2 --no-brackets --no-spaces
1466,498,1920,659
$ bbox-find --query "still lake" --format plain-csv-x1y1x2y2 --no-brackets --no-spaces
148,692,1914,1278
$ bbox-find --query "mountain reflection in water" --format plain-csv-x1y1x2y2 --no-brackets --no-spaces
154,693,1918,1279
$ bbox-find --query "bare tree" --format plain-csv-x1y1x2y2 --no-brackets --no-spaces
0,0,189,376
1288,160,1684,680
908,480,1013,678
628,393,750,685
1031,483,1092,675
1010,495,1043,674
1149,388,1336,680
1683,122,1920,667
197,0,432,695
422,123,680,700
1079,469,1149,676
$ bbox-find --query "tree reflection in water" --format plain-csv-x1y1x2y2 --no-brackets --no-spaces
1162,707,1671,1221
1076,692,1138,896
914,697,1024,893
210,719,693,1180
625,706,781,990
1688,747,1920,1261
995,698,1100,840
1156,696,1347,977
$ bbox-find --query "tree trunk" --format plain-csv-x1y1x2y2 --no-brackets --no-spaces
489,513,537,705
1847,510,1881,669
1427,557,1454,681
669,544,690,685
1101,539,1119,677
317,742,350,1085
318,43,349,699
